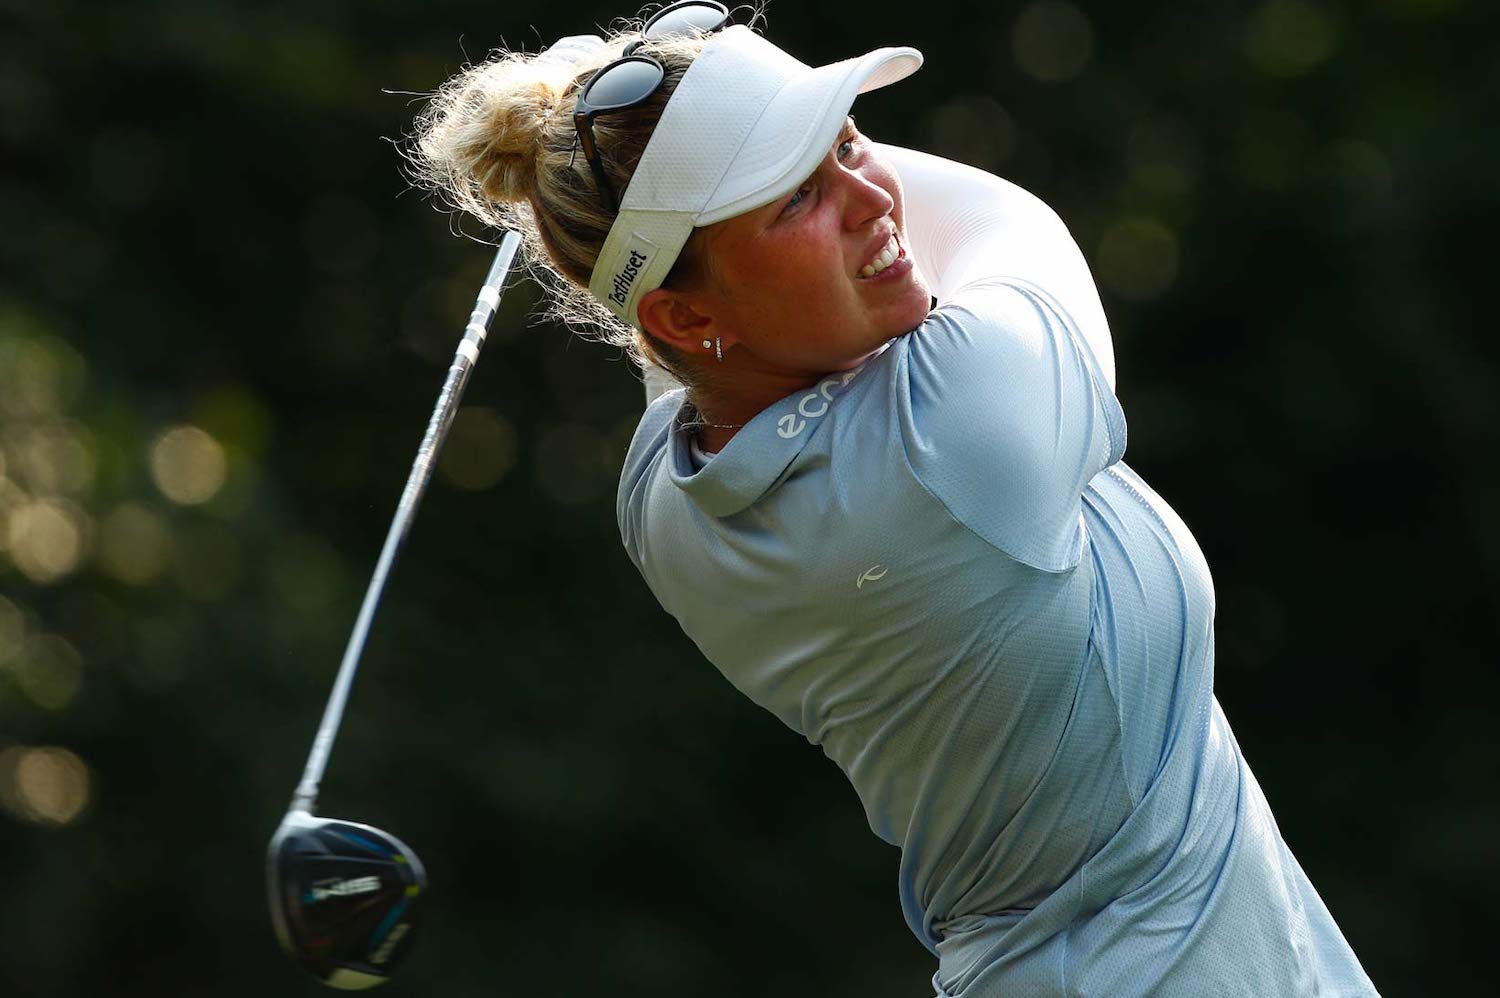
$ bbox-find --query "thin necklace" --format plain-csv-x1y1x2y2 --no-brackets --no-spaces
683,404,744,431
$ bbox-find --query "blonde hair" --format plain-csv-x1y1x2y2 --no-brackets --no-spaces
408,24,718,387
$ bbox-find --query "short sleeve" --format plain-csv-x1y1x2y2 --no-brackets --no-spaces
897,278,1126,572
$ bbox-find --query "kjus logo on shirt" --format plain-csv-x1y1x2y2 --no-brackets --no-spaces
776,370,860,439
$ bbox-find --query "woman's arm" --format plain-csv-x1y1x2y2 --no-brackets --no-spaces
643,145,1118,405
879,143,1117,392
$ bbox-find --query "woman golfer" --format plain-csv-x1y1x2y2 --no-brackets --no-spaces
414,4,1378,994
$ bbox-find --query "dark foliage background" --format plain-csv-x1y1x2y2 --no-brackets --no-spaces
1,0,1495,994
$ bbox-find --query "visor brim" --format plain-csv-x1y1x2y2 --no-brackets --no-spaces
699,46,923,225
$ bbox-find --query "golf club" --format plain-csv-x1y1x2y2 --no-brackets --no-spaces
267,231,521,989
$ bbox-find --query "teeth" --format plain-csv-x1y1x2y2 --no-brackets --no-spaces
860,235,900,278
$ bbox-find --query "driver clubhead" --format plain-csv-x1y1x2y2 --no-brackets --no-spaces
267,810,427,989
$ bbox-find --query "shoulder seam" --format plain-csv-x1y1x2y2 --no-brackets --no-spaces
890,334,1083,576
1007,281,1126,463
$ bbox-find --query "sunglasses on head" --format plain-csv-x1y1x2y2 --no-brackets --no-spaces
572,1,733,212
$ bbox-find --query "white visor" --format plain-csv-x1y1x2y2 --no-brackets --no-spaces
587,26,922,326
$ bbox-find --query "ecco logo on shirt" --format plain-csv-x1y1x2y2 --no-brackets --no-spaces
777,370,860,439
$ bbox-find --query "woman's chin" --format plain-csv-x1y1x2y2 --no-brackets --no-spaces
892,280,936,332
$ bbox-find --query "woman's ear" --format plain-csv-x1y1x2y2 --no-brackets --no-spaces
637,287,715,354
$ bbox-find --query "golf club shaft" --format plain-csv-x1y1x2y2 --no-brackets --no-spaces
291,232,522,814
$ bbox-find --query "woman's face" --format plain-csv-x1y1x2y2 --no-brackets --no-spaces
684,120,933,375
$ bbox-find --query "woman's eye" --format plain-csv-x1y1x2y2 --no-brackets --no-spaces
786,186,809,212
838,139,855,159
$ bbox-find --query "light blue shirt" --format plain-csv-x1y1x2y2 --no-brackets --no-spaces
617,149,1377,996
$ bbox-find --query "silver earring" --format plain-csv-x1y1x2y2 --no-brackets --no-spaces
702,339,712,350
714,337,723,363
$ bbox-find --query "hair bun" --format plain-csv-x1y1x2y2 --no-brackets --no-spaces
415,41,604,215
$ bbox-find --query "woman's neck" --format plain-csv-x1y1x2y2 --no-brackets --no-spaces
690,367,826,452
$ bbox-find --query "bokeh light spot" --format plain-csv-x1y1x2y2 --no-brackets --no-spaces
0,476,25,553
97,503,171,586
0,746,90,826
1245,0,1340,78
1012,2,1095,83
150,425,227,505
5,420,95,496
5,497,88,584
928,95,1016,172
0,595,24,667
1098,217,1180,302
439,407,519,492
0,324,87,418
13,634,84,711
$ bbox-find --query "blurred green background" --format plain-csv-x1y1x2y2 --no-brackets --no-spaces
2,0,1496,994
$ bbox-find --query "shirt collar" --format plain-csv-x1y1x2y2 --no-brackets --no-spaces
667,363,871,517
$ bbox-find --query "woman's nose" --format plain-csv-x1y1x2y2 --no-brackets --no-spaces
840,167,895,228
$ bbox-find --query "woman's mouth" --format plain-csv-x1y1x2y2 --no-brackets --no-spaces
857,233,911,283
859,233,901,277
